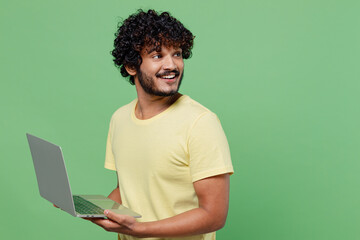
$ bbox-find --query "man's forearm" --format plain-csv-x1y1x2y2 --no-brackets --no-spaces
97,174,229,238
118,206,226,238
107,187,122,204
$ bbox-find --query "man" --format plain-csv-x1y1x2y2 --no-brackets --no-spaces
90,10,234,240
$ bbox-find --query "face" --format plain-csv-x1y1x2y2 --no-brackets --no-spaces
135,45,184,97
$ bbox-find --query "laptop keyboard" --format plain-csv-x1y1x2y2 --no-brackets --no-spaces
73,195,104,215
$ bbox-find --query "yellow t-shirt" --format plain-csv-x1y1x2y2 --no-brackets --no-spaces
105,95,234,240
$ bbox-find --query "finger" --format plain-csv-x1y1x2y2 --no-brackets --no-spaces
87,218,109,224
87,218,117,226
88,218,109,227
104,210,136,227
89,218,125,232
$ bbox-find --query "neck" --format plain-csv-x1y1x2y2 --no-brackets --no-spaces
134,86,182,120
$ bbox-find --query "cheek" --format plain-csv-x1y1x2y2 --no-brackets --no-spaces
140,61,160,75
177,61,184,71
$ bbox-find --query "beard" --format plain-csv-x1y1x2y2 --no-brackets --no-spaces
137,69,184,97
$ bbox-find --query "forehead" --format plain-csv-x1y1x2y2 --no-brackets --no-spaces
141,44,182,55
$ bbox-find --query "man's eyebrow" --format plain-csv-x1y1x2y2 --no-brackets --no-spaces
146,47,159,54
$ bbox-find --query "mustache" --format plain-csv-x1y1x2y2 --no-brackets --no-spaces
155,70,180,78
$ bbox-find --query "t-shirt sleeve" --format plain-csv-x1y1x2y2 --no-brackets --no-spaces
104,119,116,171
188,112,234,182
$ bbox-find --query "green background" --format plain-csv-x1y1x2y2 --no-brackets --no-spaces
1,0,359,239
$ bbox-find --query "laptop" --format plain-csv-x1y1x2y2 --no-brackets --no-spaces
26,133,141,218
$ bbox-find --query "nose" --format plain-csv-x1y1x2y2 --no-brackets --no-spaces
162,55,177,70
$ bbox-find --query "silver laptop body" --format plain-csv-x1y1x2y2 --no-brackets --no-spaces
26,133,141,218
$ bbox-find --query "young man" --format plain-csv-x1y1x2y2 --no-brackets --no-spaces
90,10,234,240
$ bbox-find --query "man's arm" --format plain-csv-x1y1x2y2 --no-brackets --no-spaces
90,173,230,238
107,173,122,204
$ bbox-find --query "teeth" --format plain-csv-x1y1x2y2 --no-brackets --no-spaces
161,75,175,79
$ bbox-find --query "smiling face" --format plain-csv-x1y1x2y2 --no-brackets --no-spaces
132,45,184,97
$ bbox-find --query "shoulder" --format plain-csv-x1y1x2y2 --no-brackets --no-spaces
109,99,136,122
177,95,216,118
174,95,220,126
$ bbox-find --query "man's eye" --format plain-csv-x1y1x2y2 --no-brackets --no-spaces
174,52,182,57
153,54,161,59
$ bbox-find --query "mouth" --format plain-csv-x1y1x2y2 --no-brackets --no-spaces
156,71,180,82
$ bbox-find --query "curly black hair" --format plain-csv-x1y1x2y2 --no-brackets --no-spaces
111,9,195,85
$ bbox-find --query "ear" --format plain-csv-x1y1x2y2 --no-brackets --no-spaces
125,65,137,76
